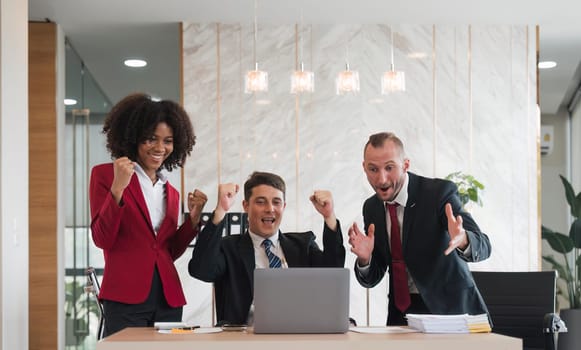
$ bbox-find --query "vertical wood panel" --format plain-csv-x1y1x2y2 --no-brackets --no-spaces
28,21,58,350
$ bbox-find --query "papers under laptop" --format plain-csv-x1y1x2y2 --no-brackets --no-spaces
253,267,350,334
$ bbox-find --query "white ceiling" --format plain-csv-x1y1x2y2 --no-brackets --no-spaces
29,0,581,114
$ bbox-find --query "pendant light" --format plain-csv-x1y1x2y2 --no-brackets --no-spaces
244,0,268,93
381,26,405,94
336,42,360,95
290,11,314,94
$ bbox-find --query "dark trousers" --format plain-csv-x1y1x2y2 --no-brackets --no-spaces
387,293,429,326
102,266,183,337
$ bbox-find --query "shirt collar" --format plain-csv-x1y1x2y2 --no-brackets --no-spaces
386,172,409,208
249,230,280,249
133,162,168,185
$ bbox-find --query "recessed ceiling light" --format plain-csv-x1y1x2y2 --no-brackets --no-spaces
124,59,147,68
64,98,77,106
538,61,557,69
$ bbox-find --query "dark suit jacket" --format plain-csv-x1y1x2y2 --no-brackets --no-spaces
355,172,491,324
188,214,346,325
90,163,198,307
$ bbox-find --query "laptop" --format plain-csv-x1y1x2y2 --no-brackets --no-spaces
253,267,350,334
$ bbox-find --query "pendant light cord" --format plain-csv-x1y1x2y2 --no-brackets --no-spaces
299,9,304,69
390,26,395,71
253,0,257,68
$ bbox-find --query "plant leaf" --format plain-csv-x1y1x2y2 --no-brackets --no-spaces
570,218,581,249
576,192,581,219
559,175,578,217
468,188,478,202
542,226,574,253
445,171,484,208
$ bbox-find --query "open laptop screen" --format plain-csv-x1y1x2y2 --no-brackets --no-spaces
253,267,350,334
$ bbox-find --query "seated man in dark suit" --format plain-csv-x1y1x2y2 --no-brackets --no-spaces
188,171,345,325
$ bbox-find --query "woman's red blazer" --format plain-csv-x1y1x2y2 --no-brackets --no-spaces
89,163,197,307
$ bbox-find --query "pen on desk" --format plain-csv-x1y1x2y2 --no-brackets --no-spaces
179,326,200,330
170,326,200,333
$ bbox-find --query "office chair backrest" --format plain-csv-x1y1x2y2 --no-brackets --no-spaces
85,267,105,340
472,271,557,350
86,267,101,296
187,212,249,248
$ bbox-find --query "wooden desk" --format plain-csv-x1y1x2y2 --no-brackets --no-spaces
97,327,522,350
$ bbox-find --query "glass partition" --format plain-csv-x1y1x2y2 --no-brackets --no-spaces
64,38,111,349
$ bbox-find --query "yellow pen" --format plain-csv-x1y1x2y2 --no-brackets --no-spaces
170,326,200,334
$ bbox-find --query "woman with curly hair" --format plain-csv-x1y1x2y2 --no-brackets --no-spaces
89,93,207,336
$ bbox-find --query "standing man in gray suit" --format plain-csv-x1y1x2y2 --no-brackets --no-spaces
348,132,491,325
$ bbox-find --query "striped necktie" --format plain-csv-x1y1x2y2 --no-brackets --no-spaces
262,239,282,268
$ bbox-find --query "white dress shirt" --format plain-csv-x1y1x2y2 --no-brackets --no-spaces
248,230,288,269
134,163,167,235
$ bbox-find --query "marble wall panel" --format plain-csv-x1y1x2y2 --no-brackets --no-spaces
218,23,244,191
509,26,539,270
181,22,218,326
433,26,471,177
471,26,509,269
181,23,538,326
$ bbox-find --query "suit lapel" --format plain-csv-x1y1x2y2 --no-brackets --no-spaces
371,196,390,260
279,233,300,267
157,182,177,238
126,175,154,235
373,196,388,239
239,233,255,287
402,172,418,250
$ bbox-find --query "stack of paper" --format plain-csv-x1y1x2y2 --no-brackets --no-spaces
466,314,492,333
406,314,491,334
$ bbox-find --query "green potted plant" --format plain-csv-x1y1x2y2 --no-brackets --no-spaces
445,171,485,209
541,175,581,350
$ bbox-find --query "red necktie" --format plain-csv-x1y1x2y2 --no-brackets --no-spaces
387,203,411,312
